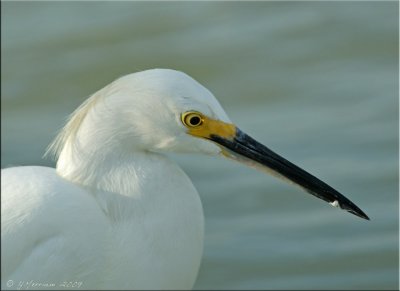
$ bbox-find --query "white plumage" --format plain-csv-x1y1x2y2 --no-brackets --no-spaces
2,69,226,289
1,68,368,290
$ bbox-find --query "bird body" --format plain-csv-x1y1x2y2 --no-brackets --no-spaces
2,157,203,289
1,68,368,290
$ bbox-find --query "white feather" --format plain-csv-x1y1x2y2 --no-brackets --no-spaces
1,69,233,289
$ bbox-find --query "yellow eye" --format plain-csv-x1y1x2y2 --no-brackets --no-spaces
181,111,204,128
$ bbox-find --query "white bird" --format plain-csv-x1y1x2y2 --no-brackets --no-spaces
1,69,368,290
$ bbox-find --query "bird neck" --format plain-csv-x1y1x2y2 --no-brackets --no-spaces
55,129,203,230
57,139,161,195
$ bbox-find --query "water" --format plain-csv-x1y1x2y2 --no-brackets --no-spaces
2,2,398,290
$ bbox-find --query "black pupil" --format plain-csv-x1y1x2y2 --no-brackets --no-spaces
189,116,201,126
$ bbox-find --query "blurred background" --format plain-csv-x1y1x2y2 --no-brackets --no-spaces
2,2,398,290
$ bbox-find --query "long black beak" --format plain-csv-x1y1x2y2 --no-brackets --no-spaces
210,128,369,220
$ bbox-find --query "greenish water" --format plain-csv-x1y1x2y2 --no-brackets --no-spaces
2,2,398,290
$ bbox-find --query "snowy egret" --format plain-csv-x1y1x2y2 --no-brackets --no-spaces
1,69,369,290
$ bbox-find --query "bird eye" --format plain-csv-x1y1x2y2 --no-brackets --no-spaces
181,111,204,128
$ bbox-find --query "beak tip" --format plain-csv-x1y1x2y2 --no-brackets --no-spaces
355,212,370,221
357,211,370,221
340,202,370,221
